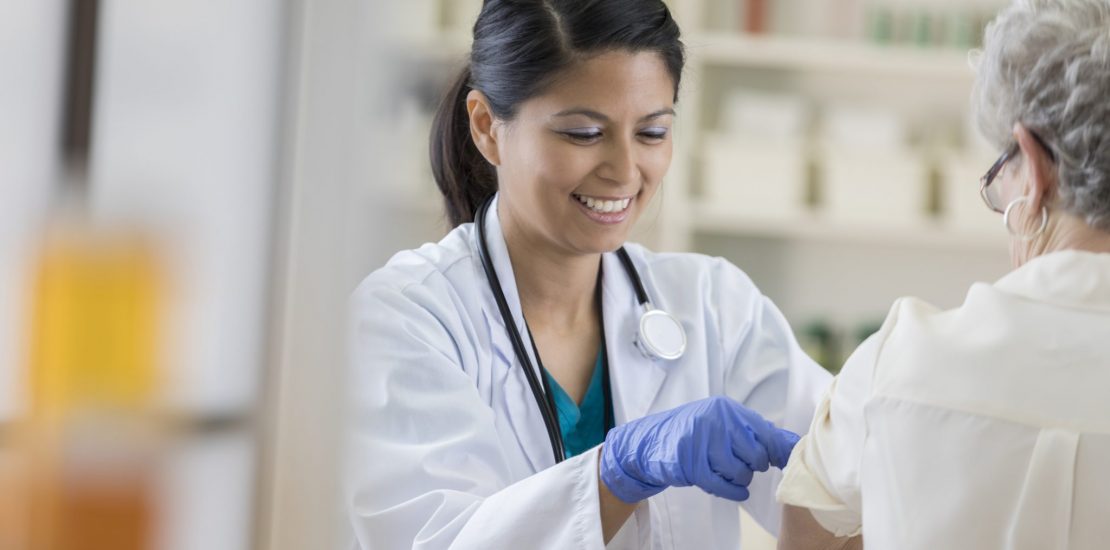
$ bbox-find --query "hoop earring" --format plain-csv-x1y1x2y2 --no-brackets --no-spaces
1003,196,1048,241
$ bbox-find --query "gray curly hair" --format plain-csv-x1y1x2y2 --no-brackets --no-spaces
972,0,1110,231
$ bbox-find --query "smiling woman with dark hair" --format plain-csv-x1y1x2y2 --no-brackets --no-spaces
348,1,831,548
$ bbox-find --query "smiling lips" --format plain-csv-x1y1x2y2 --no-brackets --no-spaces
572,193,632,214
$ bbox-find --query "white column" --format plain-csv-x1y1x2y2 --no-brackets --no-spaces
89,0,284,417
0,1,68,421
260,0,370,547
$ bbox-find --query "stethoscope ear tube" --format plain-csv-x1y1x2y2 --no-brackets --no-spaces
475,197,567,463
615,247,650,305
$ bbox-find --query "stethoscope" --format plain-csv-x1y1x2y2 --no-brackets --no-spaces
475,195,686,463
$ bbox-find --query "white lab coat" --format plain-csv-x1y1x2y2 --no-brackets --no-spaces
349,196,831,549
778,250,1110,549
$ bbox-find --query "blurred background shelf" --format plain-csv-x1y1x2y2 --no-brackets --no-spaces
690,200,1005,250
690,32,975,80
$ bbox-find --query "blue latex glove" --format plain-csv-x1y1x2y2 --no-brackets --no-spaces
600,396,800,503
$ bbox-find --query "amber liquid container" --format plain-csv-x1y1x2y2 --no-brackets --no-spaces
19,226,164,550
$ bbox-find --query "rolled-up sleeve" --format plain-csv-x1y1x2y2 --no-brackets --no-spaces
776,306,897,538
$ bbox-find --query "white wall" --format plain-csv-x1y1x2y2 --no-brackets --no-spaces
0,0,67,422
261,0,372,547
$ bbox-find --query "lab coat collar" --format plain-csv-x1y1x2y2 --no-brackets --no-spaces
993,250,1110,311
600,249,669,425
476,194,553,471
477,194,529,338
474,195,670,471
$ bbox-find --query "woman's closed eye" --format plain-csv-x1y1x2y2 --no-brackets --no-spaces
639,126,670,141
558,127,671,144
560,128,604,143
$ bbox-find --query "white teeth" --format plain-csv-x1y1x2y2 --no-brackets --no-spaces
574,194,633,214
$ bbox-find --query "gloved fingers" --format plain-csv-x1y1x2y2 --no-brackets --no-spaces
767,428,801,469
733,402,798,471
718,459,754,488
695,467,752,502
707,434,755,487
727,424,771,473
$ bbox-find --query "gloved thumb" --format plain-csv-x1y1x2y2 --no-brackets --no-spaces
768,428,801,469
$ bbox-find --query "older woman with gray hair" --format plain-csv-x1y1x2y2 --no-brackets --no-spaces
774,1,1110,548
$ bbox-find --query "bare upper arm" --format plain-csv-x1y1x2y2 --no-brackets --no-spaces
777,505,862,550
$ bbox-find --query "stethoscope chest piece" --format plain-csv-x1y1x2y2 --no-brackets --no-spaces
637,308,686,361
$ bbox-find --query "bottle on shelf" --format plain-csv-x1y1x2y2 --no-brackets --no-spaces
18,204,167,550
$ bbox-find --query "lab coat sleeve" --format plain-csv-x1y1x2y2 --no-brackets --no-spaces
711,259,833,536
347,280,606,550
775,301,896,538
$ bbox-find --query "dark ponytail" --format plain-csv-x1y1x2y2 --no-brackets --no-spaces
430,66,497,228
429,0,685,227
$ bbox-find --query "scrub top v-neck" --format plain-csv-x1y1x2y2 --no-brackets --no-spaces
542,346,613,458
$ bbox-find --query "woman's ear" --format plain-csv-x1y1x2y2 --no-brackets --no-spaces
467,90,501,167
1013,122,1057,212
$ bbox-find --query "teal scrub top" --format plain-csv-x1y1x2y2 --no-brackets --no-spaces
543,348,610,458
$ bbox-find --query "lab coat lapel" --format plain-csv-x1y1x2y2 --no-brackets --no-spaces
601,251,668,424
476,195,555,472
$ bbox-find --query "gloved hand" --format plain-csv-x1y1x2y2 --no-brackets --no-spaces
599,396,799,503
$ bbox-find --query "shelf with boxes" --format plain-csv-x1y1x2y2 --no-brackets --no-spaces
687,79,1003,240
678,10,1005,248
689,32,975,81
693,112,1002,236
693,0,1003,50
690,199,1006,251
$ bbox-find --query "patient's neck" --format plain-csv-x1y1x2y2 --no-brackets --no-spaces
1027,213,1110,264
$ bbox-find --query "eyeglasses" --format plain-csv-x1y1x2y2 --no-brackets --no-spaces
979,132,1056,214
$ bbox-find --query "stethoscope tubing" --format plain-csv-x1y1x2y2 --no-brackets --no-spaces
475,197,567,462
474,195,667,464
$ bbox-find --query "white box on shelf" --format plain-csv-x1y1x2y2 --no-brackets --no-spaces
818,143,929,228
821,104,910,149
719,90,810,139
702,133,809,221
940,149,1005,233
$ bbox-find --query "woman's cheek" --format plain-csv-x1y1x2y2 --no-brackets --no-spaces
537,148,596,186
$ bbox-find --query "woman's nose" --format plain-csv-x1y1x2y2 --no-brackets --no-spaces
598,139,640,185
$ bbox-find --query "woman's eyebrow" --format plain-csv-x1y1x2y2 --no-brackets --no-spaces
551,107,676,122
640,108,676,121
552,108,609,122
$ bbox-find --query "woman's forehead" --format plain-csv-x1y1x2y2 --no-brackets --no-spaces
524,51,676,120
